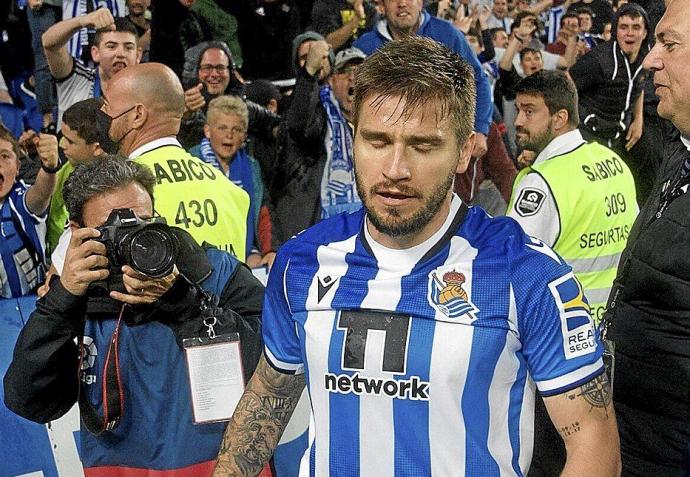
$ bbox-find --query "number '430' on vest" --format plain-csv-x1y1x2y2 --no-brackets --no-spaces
135,145,249,260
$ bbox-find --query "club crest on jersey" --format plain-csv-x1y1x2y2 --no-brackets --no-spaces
428,269,479,321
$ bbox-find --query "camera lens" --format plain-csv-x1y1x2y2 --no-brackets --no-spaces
122,225,177,278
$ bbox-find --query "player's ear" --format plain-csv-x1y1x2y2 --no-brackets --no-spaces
456,131,476,175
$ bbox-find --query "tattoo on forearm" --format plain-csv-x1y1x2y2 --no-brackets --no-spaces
565,373,612,417
580,373,612,409
214,358,306,476
558,421,581,438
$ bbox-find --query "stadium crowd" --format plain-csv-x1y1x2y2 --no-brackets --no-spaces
0,0,687,476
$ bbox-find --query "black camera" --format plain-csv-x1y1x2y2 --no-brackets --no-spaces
95,208,178,279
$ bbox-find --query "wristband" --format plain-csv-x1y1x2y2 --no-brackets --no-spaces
41,162,61,174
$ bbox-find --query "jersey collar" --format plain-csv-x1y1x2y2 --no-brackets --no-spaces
533,129,585,166
361,194,465,270
128,137,182,160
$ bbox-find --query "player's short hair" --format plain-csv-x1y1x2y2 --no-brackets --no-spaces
352,36,476,146
62,98,104,145
515,70,580,126
206,95,249,130
93,17,139,47
519,47,543,62
63,154,155,224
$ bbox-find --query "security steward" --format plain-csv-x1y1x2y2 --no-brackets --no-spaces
507,71,637,324
507,69,637,477
95,62,249,259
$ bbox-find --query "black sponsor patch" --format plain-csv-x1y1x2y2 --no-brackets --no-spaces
515,188,546,217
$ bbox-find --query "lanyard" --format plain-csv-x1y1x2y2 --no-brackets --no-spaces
78,305,126,435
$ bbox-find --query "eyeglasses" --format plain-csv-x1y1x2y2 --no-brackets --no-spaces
199,64,230,74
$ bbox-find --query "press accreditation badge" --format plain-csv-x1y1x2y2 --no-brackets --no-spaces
183,333,245,424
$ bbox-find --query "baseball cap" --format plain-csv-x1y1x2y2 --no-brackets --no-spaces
334,47,367,72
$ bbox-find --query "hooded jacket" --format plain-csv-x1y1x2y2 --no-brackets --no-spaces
569,4,651,140
353,10,492,135
269,32,334,246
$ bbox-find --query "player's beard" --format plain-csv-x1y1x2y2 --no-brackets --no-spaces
356,168,456,238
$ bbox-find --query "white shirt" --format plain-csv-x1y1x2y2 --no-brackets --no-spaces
494,47,562,76
508,129,586,246
681,135,690,151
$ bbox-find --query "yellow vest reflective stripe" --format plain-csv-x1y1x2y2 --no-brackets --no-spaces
134,145,249,260
510,142,638,323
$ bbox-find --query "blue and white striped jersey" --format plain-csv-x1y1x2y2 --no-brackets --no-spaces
263,196,603,476
0,181,47,298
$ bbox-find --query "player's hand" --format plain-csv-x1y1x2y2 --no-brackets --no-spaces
471,132,488,158
517,149,537,169
354,0,366,20
60,228,109,297
478,5,491,28
260,252,277,271
436,0,451,18
515,17,537,41
37,264,57,298
81,7,115,30
453,7,474,34
625,118,643,151
109,265,179,305
28,0,43,10
184,83,206,113
305,40,330,77
33,133,59,170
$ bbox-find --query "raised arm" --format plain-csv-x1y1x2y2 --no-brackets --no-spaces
42,7,115,80
213,355,306,476
320,0,366,51
25,133,59,216
544,373,621,476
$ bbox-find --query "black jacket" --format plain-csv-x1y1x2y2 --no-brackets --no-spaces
270,67,328,246
570,41,647,140
608,130,690,476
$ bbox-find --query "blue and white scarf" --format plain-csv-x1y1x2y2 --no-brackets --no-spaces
319,85,362,219
198,138,256,255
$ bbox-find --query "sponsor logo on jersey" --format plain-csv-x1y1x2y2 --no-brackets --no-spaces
325,310,430,401
427,268,479,321
548,274,597,359
317,275,340,303
80,335,98,385
515,187,546,217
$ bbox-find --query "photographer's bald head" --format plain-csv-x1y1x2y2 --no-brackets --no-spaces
99,63,187,156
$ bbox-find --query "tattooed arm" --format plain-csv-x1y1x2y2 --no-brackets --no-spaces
543,373,621,477
213,354,306,476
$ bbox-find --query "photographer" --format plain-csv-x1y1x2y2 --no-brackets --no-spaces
3,156,264,476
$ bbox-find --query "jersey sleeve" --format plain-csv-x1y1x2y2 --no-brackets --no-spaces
14,181,47,222
262,247,304,375
511,237,604,396
507,171,560,247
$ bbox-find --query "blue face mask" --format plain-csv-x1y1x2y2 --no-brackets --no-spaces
95,106,136,154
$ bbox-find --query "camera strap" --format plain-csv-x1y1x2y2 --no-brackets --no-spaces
78,305,126,435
